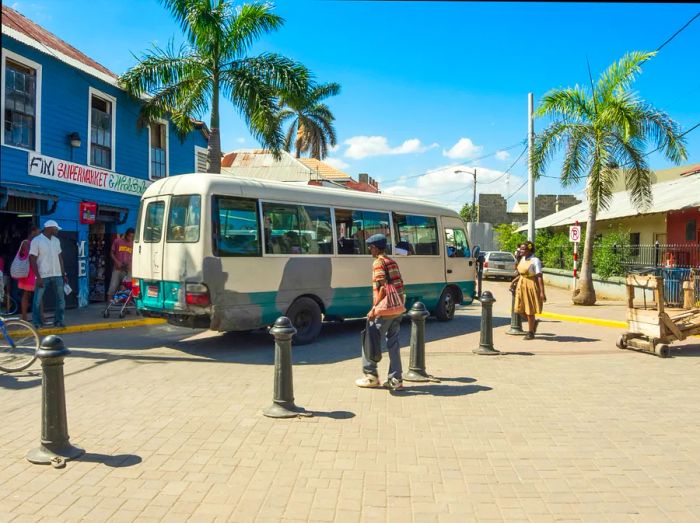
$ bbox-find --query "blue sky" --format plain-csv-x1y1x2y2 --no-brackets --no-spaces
11,1,700,210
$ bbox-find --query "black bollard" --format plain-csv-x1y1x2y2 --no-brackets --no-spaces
264,317,312,418
506,289,525,335
404,302,439,383
473,291,500,355
26,336,84,466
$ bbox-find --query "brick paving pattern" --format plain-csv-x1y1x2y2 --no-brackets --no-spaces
1,282,699,522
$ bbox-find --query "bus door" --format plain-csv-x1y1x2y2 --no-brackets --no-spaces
442,216,476,293
136,196,168,308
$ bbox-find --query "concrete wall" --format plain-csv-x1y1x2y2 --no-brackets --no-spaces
542,268,627,300
479,193,581,226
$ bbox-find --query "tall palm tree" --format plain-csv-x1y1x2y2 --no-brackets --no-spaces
533,51,687,305
119,0,309,173
279,82,340,159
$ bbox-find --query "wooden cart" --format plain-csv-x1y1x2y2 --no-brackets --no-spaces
617,272,700,358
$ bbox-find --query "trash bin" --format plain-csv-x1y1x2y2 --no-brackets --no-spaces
662,268,691,307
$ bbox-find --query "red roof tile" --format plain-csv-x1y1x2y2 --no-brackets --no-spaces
2,5,117,79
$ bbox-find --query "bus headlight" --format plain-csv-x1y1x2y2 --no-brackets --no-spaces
185,283,210,306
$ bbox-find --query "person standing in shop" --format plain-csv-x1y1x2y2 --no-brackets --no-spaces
29,220,68,329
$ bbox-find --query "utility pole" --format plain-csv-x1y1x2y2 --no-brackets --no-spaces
527,92,536,242
454,169,478,222
471,169,477,223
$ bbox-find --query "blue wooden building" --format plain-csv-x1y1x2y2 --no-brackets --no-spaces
1,6,209,308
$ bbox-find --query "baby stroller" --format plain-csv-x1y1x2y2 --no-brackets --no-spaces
102,278,139,319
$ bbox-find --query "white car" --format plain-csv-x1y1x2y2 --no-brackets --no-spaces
482,251,518,280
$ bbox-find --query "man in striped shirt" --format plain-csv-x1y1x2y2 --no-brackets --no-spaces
356,234,406,391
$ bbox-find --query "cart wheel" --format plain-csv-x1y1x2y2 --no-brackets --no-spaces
656,344,670,358
103,311,109,318
616,334,627,350
119,311,125,319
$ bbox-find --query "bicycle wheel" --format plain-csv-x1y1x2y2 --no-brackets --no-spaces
0,319,40,372
0,296,19,316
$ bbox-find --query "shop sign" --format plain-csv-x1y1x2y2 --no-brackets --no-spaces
80,202,97,224
28,152,151,197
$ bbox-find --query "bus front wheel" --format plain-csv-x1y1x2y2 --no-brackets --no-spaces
435,287,458,321
286,297,323,345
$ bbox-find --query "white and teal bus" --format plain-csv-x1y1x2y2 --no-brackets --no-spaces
132,173,477,343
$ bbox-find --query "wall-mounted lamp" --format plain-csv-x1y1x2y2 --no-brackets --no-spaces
69,132,81,148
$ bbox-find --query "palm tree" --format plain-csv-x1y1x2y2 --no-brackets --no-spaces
119,0,309,173
279,82,340,159
533,51,687,305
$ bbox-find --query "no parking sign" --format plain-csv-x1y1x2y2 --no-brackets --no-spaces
569,225,581,243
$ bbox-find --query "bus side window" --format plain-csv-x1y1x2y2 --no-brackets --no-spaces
213,196,260,256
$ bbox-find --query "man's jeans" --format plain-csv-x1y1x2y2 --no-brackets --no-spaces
362,314,403,380
33,276,65,327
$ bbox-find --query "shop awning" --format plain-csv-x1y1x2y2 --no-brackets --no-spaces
0,181,60,203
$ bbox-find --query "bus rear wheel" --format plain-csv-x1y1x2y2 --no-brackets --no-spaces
435,287,458,321
286,297,322,345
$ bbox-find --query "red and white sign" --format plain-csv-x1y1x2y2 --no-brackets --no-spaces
28,152,151,197
79,201,97,224
569,225,581,243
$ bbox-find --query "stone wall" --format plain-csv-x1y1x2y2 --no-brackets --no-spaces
478,193,581,226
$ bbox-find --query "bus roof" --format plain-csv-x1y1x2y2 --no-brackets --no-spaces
142,173,461,218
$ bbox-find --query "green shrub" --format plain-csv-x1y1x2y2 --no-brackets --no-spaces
592,229,631,279
494,223,525,254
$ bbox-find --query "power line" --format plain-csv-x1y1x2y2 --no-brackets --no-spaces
478,145,528,186
379,139,526,185
656,12,700,52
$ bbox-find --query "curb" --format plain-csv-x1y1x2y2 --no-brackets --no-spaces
537,311,627,329
38,317,166,336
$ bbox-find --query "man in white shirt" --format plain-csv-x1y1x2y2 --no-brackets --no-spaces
29,220,68,328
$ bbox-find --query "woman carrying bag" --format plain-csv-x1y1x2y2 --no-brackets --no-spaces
356,234,406,391
11,226,43,323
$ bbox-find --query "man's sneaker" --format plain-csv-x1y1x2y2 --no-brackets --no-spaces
355,374,380,388
383,377,403,390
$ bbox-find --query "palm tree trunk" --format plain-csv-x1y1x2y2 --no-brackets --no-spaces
573,203,598,305
208,73,221,174
295,123,304,158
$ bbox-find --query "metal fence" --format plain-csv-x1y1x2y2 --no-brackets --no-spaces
551,243,700,307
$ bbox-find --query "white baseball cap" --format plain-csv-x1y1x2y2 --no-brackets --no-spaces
43,220,62,230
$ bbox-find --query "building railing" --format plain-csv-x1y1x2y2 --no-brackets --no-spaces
549,243,700,307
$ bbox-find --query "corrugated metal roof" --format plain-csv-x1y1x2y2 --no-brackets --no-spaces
221,150,311,182
297,158,351,180
2,5,116,79
519,172,700,231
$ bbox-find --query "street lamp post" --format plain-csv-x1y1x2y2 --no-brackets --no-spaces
455,169,478,222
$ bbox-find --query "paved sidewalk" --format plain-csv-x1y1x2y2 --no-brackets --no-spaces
1,302,700,522
23,303,165,336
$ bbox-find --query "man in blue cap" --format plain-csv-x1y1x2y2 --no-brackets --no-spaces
356,233,406,390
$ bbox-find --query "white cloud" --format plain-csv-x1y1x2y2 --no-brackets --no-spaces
236,137,246,144
324,157,349,170
382,164,525,211
495,150,511,161
343,136,437,159
443,138,484,160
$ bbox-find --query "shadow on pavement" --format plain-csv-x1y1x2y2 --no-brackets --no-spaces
308,410,356,419
61,310,492,368
0,370,41,390
534,335,600,343
392,383,492,397
77,453,142,468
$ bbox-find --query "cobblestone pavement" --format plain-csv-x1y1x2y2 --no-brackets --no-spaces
1,282,699,522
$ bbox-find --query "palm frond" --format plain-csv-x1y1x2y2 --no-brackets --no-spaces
226,53,309,99
221,66,284,157
309,82,341,103
223,2,284,59
532,122,589,180
633,103,688,164
609,133,653,210
560,127,591,187
161,0,228,55
535,87,593,122
595,51,656,102
119,42,206,97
